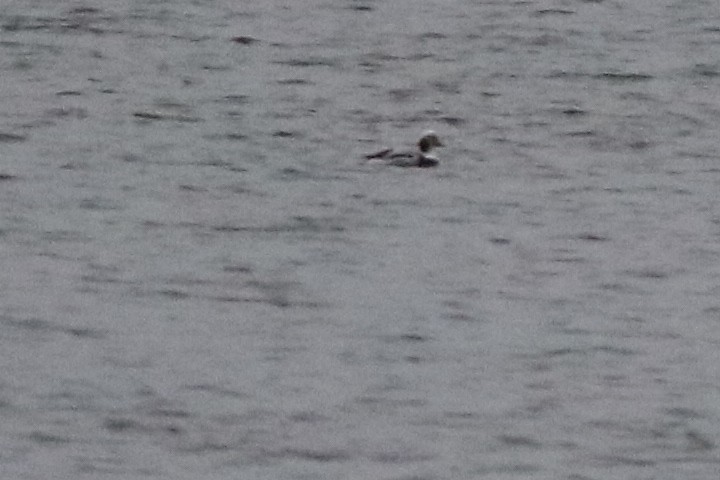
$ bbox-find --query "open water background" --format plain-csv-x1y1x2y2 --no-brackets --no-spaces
1,1,720,479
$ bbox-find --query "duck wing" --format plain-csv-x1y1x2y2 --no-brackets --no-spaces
386,151,422,167
364,148,393,160
416,155,439,168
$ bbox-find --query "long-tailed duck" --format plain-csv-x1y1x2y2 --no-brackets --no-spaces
364,131,444,168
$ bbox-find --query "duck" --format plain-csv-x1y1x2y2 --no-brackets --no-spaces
364,130,444,168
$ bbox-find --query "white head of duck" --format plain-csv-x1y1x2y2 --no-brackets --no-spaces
364,130,445,168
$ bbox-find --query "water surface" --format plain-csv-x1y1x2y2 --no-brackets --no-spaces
1,1,720,479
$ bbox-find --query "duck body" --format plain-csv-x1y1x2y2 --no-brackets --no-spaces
365,149,439,168
364,131,444,168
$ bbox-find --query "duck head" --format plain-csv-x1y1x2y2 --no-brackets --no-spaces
418,130,444,153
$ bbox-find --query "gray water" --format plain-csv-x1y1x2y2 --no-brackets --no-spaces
1,1,720,479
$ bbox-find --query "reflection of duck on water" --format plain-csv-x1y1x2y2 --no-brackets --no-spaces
364,131,444,168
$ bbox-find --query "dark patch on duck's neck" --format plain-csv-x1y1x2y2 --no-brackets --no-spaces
418,137,431,153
